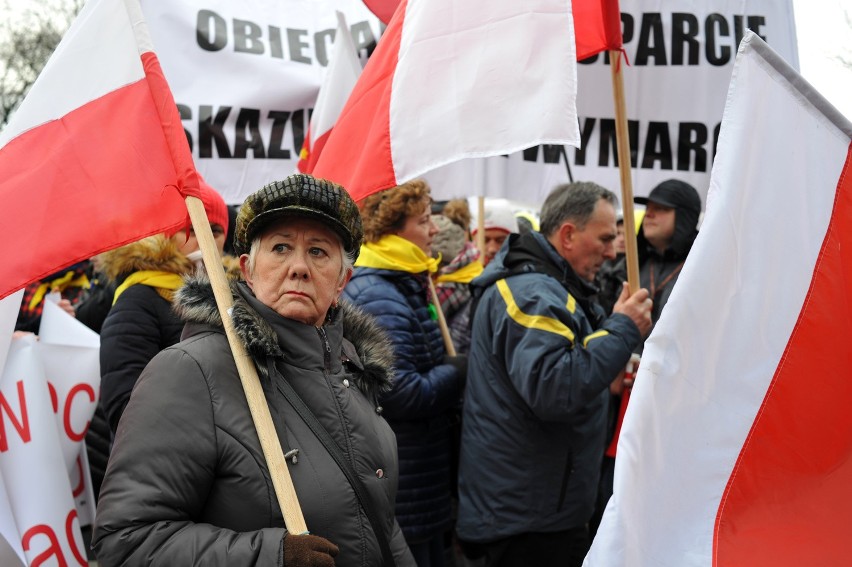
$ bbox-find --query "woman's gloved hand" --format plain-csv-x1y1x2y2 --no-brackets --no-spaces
282,533,339,566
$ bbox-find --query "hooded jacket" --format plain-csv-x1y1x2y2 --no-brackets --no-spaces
456,231,642,542
636,184,700,325
92,277,415,566
98,235,194,433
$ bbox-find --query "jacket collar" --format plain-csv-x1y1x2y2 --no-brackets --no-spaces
174,276,395,397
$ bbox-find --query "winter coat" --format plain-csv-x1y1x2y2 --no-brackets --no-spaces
343,268,460,542
97,236,192,433
456,231,642,543
92,278,415,567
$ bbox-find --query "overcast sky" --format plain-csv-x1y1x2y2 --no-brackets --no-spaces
793,0,852,119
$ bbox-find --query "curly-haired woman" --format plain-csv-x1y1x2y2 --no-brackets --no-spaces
343,180,467,567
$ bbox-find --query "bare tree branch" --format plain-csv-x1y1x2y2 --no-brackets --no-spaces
0,0,83,126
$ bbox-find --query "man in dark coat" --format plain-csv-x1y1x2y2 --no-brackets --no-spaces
634,179,702,329
456,182,653,567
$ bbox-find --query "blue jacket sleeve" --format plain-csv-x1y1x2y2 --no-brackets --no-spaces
344,274,461,420
486,275,640,422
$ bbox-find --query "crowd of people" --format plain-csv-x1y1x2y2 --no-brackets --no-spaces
15,172,702,567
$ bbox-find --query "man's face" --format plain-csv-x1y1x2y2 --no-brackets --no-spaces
642,202,676,252
483,229,509,265
562,199,617,282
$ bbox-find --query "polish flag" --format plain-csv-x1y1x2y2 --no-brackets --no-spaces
297,12,362,174
0,0,198,301
312,0,581,201
586,32,852,566
361,0,621,60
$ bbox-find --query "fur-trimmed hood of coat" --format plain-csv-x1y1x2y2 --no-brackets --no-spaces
98,235,195,283
174,275,396,398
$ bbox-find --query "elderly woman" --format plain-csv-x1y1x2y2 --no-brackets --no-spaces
93,175,415,567
343,179,467,567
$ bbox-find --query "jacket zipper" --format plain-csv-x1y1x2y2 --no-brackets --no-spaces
316,326,369,561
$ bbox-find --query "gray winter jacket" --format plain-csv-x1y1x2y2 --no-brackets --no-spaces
92,278,415,566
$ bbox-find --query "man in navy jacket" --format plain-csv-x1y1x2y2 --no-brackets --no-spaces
456,182,653,567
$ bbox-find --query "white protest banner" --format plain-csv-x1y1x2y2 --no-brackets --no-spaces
140,0,383,204
39,299,100,529
142,0,796,206
0,336,87,567
0,301,99,566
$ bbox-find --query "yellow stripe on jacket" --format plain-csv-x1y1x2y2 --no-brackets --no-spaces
496,279,575,344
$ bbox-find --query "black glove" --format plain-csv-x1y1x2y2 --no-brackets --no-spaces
282,533,339,567
443,354,468,388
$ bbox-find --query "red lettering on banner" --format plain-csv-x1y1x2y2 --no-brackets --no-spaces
71,455,85,498
66,509,86,566
21,509,86,567
0,380,31,451
64,383,95,442
22,523,68,567
48,381,58,413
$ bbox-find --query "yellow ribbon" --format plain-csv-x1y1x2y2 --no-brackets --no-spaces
437,260,484,284
28,271,90,311
355,235,440,274
113,270,185,305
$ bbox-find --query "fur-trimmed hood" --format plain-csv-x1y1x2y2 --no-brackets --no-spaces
174,275,395,397
98,235,195,283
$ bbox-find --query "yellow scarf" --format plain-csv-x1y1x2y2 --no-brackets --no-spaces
29,271,90,311
356,235,440,274
113,270,185,305
437,260,484,284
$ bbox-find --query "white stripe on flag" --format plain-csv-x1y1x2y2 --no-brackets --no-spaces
389,0,579,181
0,0,144,146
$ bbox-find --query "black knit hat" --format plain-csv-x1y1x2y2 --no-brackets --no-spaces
634,179,701,215
233,175,363,258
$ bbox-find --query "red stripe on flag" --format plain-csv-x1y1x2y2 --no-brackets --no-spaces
715,143,852,565
140,51,202,200
0,79,188,299
301,128,333,174
573,0,622,60
310,1,406,202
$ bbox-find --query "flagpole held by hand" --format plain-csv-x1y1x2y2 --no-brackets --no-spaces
185,195,308,535
609,50,640,294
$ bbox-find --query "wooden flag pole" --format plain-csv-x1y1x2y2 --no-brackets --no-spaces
428,275,457,356
609,50,640,294
185,195,308,534
476,196,486,256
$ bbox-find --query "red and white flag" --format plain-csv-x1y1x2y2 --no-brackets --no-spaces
586,32,852,566
297,12,362,174
312,0,581,201
0,0,200,301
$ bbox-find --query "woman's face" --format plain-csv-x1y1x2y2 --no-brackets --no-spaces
396,200,439,255
240,217,350,326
